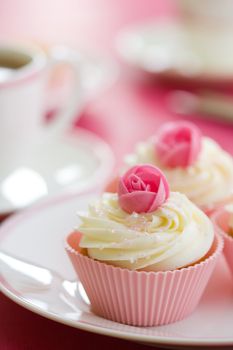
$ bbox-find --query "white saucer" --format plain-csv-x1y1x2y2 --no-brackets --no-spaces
0,128,114,214
0,192,233,348
116,19,233,82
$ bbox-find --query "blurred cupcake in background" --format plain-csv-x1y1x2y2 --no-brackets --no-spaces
211,204,233,275
66,164,223,326
123,121,233,214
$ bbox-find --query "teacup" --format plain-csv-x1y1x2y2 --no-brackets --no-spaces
0,43,84,167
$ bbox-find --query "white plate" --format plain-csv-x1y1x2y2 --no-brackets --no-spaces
116,19,233,82
0,192,233,348
0,128,114,214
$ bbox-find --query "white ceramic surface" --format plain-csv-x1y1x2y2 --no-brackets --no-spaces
0,192,233,348
0,127,114,214
0,44,81,165
0,43,117,166
116,19,233,82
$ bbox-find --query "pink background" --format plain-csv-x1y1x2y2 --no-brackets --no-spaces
0,0,233,349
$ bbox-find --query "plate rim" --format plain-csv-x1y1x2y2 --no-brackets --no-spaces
0,193,233,347
116,18,233,82
0,126,114,214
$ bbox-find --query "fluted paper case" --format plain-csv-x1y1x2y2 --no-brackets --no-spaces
65,231,223,326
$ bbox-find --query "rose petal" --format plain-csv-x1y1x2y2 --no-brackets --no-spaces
155,121,202,168
189,128,202,165
129,174,147,191
118,164,170,214
149,179,167,211
135,165,165,186
161,143,189,167
118,176,130,195
119,191,157,214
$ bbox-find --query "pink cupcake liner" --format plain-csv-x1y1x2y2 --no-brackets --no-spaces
65,232,223,327
211,208,233,275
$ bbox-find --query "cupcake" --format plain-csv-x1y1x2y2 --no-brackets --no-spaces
123,121,233,214
211,204,233,275
65,165,223,326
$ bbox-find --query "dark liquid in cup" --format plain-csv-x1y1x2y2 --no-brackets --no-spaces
0,49,32,82
0,50,31,69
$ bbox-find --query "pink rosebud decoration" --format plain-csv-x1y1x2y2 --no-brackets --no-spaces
118,165,170,214
155,121,202,168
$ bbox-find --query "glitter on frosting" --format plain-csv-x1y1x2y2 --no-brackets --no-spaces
78,191,214,271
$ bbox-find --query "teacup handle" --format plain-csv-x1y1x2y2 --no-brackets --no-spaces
45,46,86,136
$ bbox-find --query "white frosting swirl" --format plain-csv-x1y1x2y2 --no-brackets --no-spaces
125,137,233,209
78,192,214,271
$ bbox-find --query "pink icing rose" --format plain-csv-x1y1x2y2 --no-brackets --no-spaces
118,165,170,214
155,121,202,168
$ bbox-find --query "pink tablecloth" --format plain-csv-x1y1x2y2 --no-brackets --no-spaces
1,1,233,349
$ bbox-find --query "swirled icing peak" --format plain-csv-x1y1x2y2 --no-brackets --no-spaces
125,136,233,208
78,191,214,271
